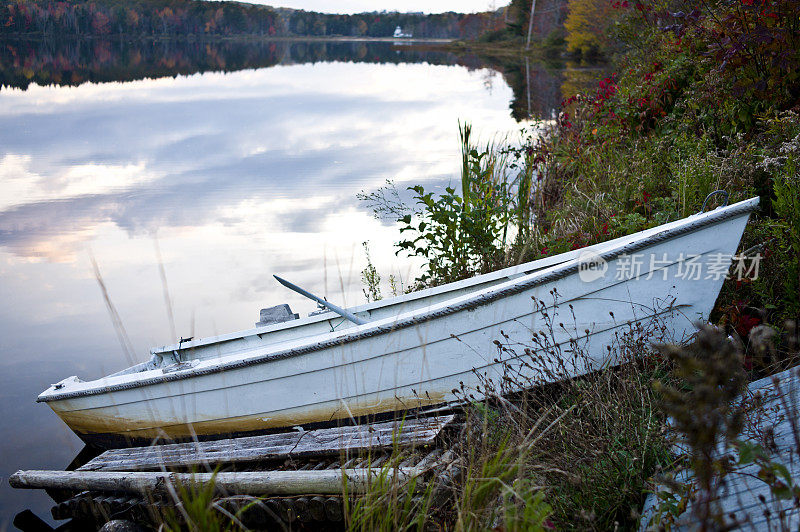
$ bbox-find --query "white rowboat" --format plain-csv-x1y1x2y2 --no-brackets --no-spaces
39,198,759,448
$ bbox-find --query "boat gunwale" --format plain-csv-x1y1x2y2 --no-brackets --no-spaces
38,198,758,403
59,303,688,440
150,204,738,355
59,291,690,415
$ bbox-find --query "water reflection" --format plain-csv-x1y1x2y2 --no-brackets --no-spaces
2,38,494,92
1,38,583,122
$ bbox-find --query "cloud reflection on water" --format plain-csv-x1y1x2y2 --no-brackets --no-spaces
1,62,513,268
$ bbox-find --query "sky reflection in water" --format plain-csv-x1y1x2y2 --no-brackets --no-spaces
0,58,522,524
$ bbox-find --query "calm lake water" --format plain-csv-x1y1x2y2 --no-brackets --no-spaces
0,39,578,526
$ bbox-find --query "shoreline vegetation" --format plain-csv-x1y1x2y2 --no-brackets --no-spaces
3,32,455,42
5,0,799,529
357,0,800,528
1,33,456,43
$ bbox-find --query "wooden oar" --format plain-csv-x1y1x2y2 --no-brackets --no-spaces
273,275,367,325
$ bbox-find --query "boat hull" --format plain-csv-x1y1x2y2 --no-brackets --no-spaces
42,201,756,448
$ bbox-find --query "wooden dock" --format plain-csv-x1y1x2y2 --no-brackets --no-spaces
639,366,800,530
10,414,459,530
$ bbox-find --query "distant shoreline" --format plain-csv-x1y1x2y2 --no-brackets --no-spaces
0,33,455,44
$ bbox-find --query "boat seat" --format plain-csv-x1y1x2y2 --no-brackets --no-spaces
256,304,299,327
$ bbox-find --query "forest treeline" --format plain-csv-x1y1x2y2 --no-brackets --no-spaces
0,0,504,39
0,38,500,89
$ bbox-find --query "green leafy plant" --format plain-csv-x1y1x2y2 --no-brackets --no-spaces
397,183,508,286
395,124,525,287
735,440,800,502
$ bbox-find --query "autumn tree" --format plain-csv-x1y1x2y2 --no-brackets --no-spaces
564,0,616,56
91,9,110,34
355,19,367,36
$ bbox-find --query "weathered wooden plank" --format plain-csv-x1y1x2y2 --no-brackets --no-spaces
10,467,429,496
81,434,427,471
80,421,446,472
639,366,800,531
77,415,454,472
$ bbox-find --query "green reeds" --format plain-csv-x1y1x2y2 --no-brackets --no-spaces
342,454,434,532
458,120,515,252
161,468,250,532
341,420,434,532
458,120,542,267
453,424,553,532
